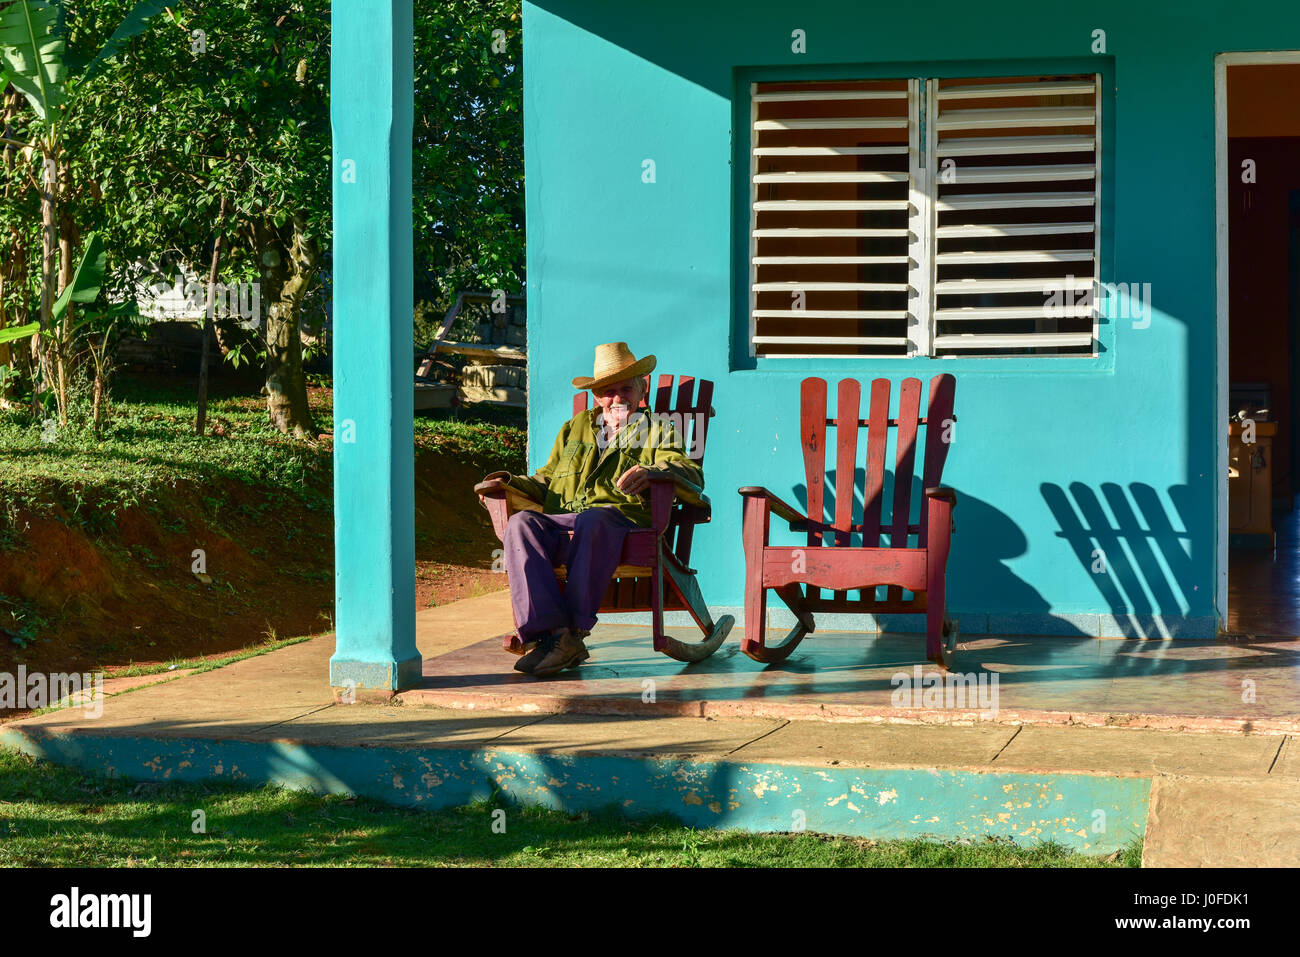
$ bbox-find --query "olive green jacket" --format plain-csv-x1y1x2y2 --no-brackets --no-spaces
501,409,705,527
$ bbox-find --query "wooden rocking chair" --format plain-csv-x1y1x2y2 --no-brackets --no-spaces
738,374,958,667
475,374,734,662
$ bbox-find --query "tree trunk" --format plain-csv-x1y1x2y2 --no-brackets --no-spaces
196,195,229,436
0,263,9,374
256,215,317,437
0,94,16,395
0,226,31,404
34,144,57,418
56,201,77,423
91,365,104,435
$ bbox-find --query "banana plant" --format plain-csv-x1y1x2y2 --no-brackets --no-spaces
0,0,171,122
50,230,104,323
0,231,103,406
46,230,106,415
0,1,66,123
0,0,172,420
5,231,139,425
4,234,103,335
76,300,146,435
0,321,39,345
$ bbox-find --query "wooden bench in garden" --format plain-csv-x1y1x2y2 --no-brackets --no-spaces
415,290,527,410
738,374,959,667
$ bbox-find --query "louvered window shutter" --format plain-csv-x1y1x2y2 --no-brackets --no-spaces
750,79,915,357
929,74,1100,355
747,73,1102,358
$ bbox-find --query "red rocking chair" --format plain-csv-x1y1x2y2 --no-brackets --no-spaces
738,374,958,667
475,374,734,662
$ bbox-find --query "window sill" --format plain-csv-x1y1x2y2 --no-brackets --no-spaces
736,352,1113,374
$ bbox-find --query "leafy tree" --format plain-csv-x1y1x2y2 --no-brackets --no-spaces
0,0,172,419
64,0,329,436
2,0,527,432
413,0,524,328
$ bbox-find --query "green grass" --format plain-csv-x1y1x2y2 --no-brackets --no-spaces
13,633,320,720
0,593,50,650
0,378,330,522
0,749,1140,867
0,374,526,543
96,633,317,681
412,406,526,472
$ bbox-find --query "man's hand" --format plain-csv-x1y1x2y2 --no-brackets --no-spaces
616,465,655,495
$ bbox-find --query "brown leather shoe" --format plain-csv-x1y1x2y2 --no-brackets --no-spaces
513,633,555,674
531,628,590,677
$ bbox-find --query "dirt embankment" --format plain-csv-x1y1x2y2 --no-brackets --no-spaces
0,448,507,676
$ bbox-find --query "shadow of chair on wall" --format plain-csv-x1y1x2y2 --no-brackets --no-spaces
1041,481,1199,631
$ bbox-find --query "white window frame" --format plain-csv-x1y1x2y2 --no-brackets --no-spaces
748,72,1103,359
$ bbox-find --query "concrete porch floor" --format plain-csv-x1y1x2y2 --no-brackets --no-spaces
404,615,1300,735
3,590,1298,866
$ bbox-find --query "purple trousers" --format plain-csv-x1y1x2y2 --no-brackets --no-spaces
503,507,639,641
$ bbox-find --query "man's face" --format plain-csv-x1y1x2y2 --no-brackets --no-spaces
594,377,645,428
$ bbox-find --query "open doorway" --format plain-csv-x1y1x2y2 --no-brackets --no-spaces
1216,56,1300,635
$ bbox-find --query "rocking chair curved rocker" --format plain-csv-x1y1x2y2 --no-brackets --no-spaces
475,373,733,663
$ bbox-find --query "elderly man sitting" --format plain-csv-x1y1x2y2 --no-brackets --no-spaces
478,343,703,677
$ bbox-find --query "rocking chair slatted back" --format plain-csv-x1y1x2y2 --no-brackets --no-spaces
920,373,957,548
799,373,957,613
654,374,673,412
799,378,827,555
831,380,860,604
573,373,714,564
833,379,859,548
885,379,922,605
668,376,712,563
862,378,890,549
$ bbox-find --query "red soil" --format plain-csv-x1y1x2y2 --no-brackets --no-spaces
0,448,505,677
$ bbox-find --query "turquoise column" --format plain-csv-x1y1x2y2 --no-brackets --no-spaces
328,0,421,693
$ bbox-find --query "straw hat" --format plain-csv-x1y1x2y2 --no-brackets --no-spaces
571,342,657,391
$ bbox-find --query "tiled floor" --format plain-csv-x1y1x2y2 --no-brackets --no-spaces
1227,500,1300,635
400,625,1300,732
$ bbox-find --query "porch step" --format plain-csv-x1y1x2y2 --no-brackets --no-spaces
1143,775,1300,866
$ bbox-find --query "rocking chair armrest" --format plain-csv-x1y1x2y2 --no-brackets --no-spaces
476,483,511,540
925,487,957,539
738,486,809,526
474,477,510,499
646,475,677,536
476,469,526,495
644,469,709,509
476,470,549,504
925,486,957,507
475,471,546,540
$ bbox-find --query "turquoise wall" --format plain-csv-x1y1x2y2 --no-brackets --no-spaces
1,729,1150,854
521,0,1300,634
